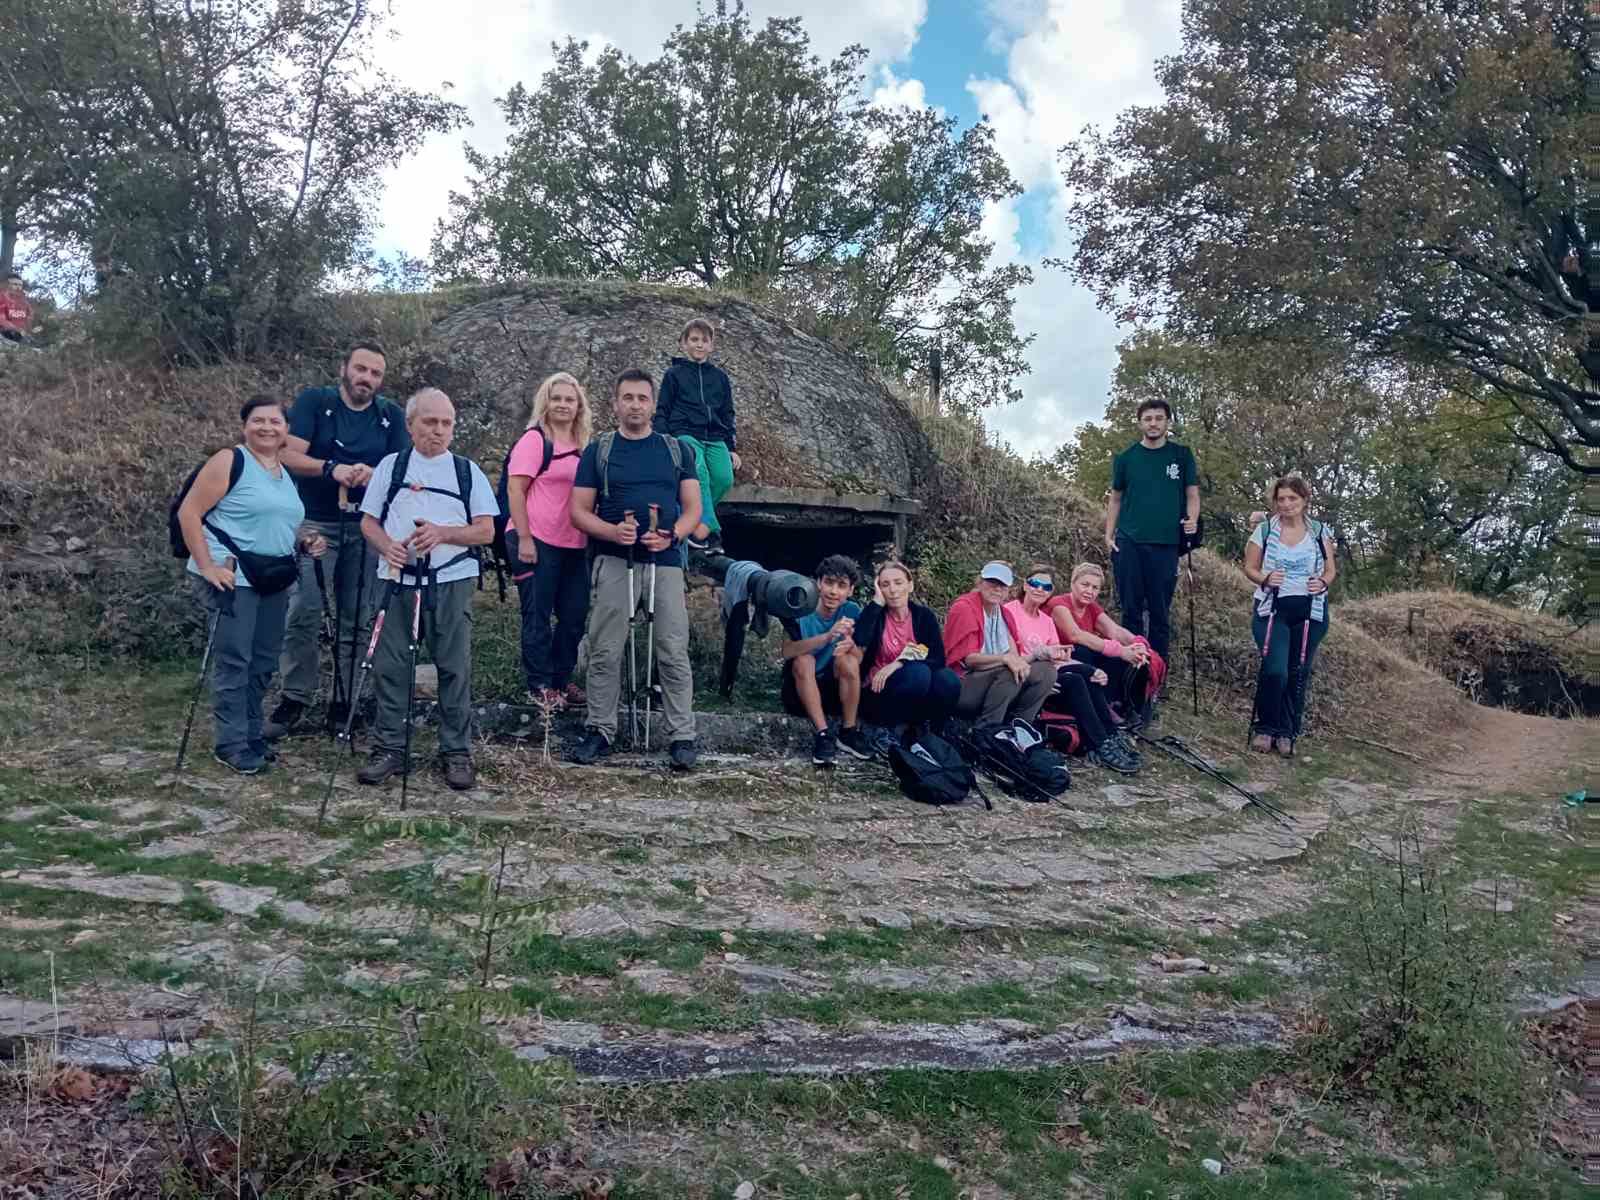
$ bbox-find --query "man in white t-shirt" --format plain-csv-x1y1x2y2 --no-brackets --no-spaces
356,389,498,790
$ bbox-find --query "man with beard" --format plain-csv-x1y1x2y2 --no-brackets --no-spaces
265,342,410,738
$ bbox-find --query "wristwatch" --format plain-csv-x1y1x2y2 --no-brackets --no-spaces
321,459,338,480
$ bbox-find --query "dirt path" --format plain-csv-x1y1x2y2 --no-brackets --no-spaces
1429,705,1597,796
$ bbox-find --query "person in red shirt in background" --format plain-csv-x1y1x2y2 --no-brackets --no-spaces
0,274,33,343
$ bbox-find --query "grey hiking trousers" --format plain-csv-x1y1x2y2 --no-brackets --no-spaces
584,554,694,746
191,576,289,756
370,576,476,756
277,516,379,706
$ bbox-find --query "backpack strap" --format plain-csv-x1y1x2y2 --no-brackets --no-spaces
378,447,412,525
198,448,248,543
597,430,682,500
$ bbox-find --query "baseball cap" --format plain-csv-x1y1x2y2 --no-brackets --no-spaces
980,561,1014,586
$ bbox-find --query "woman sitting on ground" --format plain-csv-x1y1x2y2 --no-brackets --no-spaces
853,560,959,734
1047,562,1166,726
505,371,592,710
1242,475,1337,756
942,561,1058,727
1004,563,1141,774
178,395,322,774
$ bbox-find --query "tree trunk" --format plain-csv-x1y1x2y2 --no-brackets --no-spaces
0,202,18,276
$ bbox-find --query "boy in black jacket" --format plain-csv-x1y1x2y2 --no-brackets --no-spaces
654,318,739,551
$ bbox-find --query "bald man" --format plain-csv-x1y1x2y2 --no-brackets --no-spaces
356,388,498,790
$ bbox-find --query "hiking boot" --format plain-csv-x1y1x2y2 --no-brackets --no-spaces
1088,742,1139,775
570,728,612,765
668,739,698,772
1113,733,1142,762
837,724,875,760
1274,736,1295,758
442,752,476,791
213,747,264,775
356,748,405,785
262,698,306,740
1250,733,1273,754
562,683,587,709
812,727,838,767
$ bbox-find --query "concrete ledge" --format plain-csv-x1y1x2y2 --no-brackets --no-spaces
721,485,922,517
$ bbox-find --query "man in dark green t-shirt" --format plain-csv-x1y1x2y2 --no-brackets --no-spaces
1104,399,1200,668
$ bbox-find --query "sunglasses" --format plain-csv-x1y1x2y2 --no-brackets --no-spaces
1025,578,1054,591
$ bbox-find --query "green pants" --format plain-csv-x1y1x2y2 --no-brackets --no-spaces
677,435,735,535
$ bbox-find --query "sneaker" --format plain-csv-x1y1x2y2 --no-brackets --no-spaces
812,727,838,767
1113,733,1142,763
356,748,405,785
1250,734,1273,754
836,724,875,760
442,752,476,790
570,728,612,765
213,747,263,775
562,683,588,709
1087,743,1139,775
262,699,306,740
1274,736,1295,759
249,739,279,764
668,739,698,772
686,528,711,551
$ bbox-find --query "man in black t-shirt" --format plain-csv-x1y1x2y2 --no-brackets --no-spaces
568,368,703,769
1105,398,1200,672
265,341,410,737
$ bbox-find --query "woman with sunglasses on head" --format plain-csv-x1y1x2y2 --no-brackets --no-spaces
1005,564,1141,774
1243,475,1336,756
1046,562,1166,726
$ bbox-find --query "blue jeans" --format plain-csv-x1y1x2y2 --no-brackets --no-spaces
1250,609,1328,737
509,531,589,691
861,661,959,729
192,577,288,758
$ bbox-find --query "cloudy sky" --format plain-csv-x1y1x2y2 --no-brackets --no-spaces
376,0,1184,457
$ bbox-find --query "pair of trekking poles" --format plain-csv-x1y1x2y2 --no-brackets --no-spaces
624,503,662,751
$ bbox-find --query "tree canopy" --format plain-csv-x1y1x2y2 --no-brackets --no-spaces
0,0,464,357
433,2,1032,409
1059,0,1597,475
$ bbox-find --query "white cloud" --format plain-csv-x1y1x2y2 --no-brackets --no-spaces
871,68,930,112
374,0,928,260
972,0,1183,459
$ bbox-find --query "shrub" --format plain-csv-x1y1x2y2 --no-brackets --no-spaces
1303,818,1552,1131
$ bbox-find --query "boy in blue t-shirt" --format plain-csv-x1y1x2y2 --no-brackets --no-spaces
781,554,872,766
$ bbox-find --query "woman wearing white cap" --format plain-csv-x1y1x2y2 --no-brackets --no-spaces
941,560,1058,726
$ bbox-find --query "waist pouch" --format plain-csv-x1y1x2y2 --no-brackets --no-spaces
1274,594,1313,624
205,520,298,595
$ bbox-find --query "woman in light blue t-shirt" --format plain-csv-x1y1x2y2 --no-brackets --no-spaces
1241,475,1337,757
178,395,320,774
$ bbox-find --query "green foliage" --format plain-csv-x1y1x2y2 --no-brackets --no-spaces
1058,332,1582,608
1304,819,1551,1131
146,1004,562,1198
3,0,464,360
1059,0,1598,474
432,1,1031,410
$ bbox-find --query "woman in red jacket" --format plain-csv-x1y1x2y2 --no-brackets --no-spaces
1048,562,1165,726
942,561,1058,726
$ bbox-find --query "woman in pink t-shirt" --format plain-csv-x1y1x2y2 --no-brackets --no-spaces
1006,563,1141,774
506,372,592,708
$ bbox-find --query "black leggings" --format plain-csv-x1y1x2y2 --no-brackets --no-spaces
1046,665,1116,750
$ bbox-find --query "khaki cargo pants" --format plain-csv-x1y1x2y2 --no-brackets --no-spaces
583,554,694,746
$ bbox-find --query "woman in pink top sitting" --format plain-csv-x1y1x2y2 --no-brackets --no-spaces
1004,563,1141,774
505,372,592,709
1046,562,1166,727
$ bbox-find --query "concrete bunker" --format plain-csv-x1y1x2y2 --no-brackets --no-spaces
712,485,922,576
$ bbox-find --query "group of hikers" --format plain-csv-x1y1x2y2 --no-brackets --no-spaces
175,324,1338,790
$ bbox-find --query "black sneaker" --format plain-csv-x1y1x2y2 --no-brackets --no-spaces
214,747,264,775
1088,743,1139,775
262,699,306,740
668,739,698,772
249,739,279,763
686,531,711,550
570,728,612,765
836,724,874,760
356,748,404,785
812,727,838,767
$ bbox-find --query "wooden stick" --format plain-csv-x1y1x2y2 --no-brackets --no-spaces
1345,735,1425,762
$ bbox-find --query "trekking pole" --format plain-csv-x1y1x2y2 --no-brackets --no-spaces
317,578,398,829
1132,731,1294,828
345,488,366,753
174,559,235,779
1288,619,1312,756
623,509,638,748
1184,548,1199,717
644,503,660,751
1250,586,1279,745
313,554,346,734
399,549,429,812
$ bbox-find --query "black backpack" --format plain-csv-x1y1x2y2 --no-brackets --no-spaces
888,732,990,810
168,448,244,558
960,720,1070,803
491,426,582,575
